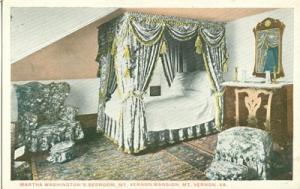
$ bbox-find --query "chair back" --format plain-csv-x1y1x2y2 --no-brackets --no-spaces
15,82,70,125
234,88,273,131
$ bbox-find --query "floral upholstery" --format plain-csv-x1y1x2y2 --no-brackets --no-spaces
205,160,256,180
206,126,272,180
15,82,84,152
47,141,76,163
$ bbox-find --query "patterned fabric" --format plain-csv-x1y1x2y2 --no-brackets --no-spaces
47,141,76,163
206,127,272,180
147,120,217,148
96,12,228,153
98,112,217,153
160,35,182,86
100,36,161,153
205,161,255,180
15,82,84,152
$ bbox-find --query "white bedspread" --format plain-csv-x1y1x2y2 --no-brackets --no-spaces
104,90,215,132
144,91,215,131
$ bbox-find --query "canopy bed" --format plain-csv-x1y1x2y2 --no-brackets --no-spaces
95,12,228,153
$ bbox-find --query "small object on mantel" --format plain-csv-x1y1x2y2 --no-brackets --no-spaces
240,69,247,82
234,67,239,82
222,80,292,89
47,141,76,163
265,71,272,84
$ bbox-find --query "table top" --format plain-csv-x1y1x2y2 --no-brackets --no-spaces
222,81,293,89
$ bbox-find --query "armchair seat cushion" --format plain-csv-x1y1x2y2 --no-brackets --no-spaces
27,121,84,152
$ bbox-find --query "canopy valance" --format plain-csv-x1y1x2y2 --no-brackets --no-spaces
95,12,229,153
96,12,227,59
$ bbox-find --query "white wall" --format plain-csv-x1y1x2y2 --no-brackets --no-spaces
11,7,117,63
11,78,100,122
224,8,293,82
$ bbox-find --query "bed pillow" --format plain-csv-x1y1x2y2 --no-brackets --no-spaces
166,73,186,96
186,71,212,97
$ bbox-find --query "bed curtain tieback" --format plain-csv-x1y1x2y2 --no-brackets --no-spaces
121,90,145,102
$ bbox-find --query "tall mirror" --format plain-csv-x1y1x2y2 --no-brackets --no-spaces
253,18,285,78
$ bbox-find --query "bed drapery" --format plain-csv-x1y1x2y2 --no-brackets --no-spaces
96,12,228,153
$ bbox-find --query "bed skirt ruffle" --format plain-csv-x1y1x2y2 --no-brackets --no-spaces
97,112,217,153
146,120,217,148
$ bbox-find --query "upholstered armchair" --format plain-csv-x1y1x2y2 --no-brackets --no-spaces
15,82,84,153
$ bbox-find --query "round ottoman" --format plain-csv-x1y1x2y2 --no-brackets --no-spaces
47,141,75,163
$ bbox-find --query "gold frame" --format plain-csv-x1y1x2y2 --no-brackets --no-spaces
253,17,285,78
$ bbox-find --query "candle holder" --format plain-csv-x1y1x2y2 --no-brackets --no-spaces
265,71,271,83
234,67,239,82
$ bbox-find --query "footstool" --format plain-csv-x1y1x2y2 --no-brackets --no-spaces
205,126,272,180
47,141,75,163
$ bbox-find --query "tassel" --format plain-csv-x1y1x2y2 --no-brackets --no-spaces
195,35,203,54
123,45,131,61
99,90,105,98
160,39,168,54
124,65,130,78
111,39,116,56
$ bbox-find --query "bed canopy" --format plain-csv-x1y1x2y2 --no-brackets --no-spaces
95,12,228,153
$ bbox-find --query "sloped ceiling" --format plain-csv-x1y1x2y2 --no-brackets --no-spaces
10,7,118,63
11,7,275,63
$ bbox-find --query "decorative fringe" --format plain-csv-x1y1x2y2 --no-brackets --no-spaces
160,39,168,54
124,66,130,78
96,67,101,77
111,39,116,56
195,35,203,54
95,52,101,63
123,45,131,61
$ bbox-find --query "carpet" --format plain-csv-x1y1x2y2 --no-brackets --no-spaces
33,135,213,180
184,134,218,155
